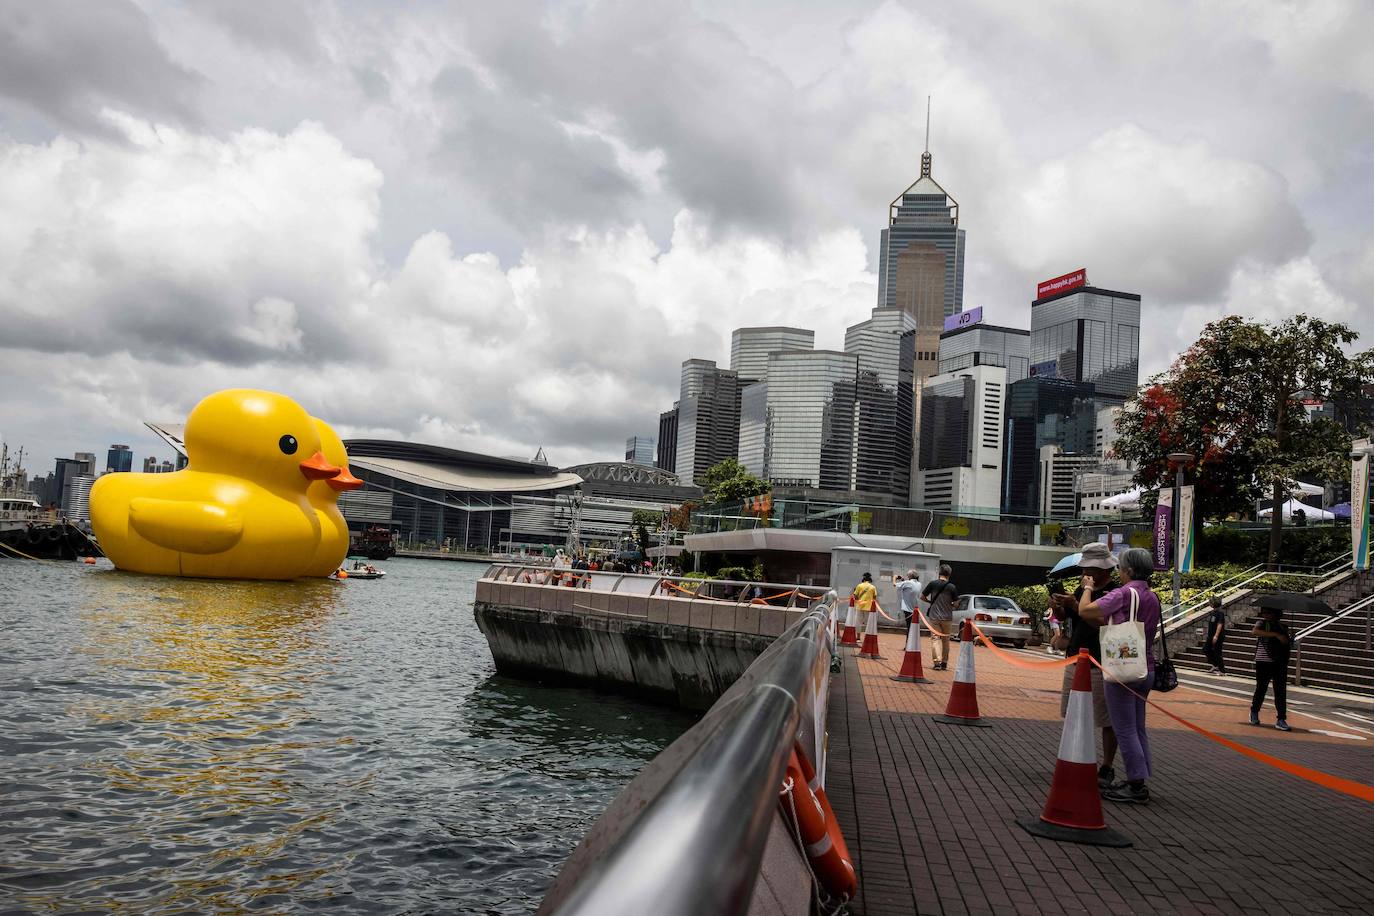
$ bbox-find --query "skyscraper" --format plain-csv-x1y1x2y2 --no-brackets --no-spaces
844,308,918,503
1001,376,1100,519
760,351,859,491
106,444,133,473
624,436,655,466
916,364,1007,513
656,405,679,472
877,133,965,389
730,327,814,382
1029,273,1141,402
938,322,1031,382
674,359,742,486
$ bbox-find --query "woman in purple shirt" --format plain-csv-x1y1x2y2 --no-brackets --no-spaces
1076,547,1161,805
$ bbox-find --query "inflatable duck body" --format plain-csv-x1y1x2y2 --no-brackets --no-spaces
303,417,363,578
90,389,343,580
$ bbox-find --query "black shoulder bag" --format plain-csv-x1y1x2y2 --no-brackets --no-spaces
1154,623,1179,693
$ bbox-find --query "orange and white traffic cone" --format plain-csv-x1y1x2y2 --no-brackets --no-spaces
890,617,931,683
857,610,883,658
839,596,859,647
1018,651,1131,847
935,619,992,727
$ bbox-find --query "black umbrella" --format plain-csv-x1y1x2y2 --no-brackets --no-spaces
1253,592,1331,615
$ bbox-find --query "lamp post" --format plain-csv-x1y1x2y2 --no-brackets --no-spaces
1168,452,1194,611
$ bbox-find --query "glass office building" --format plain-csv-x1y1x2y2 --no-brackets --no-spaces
624,436,655,466
938,324,1030,382
761,351,859,491
106,444,133,473
674,359,742,486
843,308,917,502
1029,286,1141,402
738,381,770,478
656,405,679,472
877,148,965,387
730,327,814,382
1001,377,1101,518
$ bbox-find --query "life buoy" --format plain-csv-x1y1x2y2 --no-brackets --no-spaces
782,747,857,901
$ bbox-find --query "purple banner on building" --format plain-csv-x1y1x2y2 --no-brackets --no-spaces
942,306,983,333
1154,490,1174,571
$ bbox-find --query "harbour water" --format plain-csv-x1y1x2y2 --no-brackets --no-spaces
0,558,693,913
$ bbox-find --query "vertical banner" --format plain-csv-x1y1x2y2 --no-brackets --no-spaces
1353,455,1370,571
1176,485,1196,574
1153,490,1174,571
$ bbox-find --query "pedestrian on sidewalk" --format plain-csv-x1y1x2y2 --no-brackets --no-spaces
1049,543,1119,788
1205,596,1227,675
895,570,922,625
921,565,957,670
1251,607,1292,731
1077,547,1161,805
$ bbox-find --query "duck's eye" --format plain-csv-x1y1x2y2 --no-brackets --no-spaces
279,435,299,455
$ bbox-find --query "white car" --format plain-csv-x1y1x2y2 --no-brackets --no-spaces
950,595,1033,647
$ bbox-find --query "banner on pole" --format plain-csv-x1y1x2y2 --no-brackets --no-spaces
1177,485,1196,574
1153,490,1173,571
1354,454,1370,571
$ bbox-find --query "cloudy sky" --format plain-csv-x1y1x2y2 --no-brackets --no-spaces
2,0,1372,474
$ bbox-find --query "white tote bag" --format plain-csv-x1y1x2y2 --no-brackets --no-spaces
1099,587,1148,683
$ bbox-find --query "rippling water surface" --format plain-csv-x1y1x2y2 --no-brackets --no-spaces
0,559,693,913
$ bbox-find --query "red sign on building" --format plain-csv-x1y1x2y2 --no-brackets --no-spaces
1036,268,1087,299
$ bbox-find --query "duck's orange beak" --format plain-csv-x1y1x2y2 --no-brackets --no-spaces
299,451,342,480
327,467,364,491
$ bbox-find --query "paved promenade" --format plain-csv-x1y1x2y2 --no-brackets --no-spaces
825,631,1374,916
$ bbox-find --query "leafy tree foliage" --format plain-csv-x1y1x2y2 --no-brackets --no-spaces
698,458,770,506
1115,315,1374,564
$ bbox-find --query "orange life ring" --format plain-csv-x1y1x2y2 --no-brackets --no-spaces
783,748,857,901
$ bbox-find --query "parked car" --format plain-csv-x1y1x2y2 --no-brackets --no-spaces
950,595,1033,647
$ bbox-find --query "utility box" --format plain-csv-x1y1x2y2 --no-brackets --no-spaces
830,546,941,629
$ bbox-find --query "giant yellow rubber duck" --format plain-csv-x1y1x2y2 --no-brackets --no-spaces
91,389,344,580
304,416,363,578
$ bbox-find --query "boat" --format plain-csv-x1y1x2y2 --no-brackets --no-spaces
0,446,101,561
338,557,386,580
350,525,397,560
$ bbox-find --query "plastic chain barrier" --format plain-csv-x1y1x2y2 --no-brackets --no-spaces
967,621,1374,805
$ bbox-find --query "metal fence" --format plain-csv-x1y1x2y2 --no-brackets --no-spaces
538,593,839,916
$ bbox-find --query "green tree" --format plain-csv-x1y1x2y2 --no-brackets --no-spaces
630,508,660,556
698,458,770,506
1115,315,1373,564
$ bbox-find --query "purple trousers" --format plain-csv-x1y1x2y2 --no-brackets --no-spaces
1104,675,1153,781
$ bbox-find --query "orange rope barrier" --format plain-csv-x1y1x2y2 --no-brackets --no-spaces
968,620,1079,669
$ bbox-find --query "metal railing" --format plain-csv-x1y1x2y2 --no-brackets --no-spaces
539,592,839,916
1161,553,1359,635
1292,592,1374,687
484,563,829,609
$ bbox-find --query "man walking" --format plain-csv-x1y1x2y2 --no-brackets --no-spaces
1205,596,1227,675
922,565,957,670
895,570,922,625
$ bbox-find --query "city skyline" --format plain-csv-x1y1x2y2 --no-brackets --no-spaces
1,2,1370,470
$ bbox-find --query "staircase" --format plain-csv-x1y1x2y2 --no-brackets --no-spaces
1174,603,1374,697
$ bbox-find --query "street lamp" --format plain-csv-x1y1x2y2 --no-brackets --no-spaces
1168,452,1195,611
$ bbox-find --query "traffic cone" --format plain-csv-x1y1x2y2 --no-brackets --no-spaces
858,610,883,658
935,619,992,727
839,596,859,647
890,618,931,683
1018,651,1132,847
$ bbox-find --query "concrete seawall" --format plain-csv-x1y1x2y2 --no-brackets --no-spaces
474,577,810,710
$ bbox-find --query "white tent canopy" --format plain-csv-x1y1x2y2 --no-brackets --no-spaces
1099,487,1146,509
1258,498,1334,521
1285,480,1324,497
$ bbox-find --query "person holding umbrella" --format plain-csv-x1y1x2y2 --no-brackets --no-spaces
1251,606,1292,731
1048,543,1119,788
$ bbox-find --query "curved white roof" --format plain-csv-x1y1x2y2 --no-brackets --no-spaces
350,456,581,494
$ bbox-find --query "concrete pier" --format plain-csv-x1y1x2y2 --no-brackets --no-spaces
473,575,810,710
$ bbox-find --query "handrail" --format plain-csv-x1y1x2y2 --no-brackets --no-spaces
539,593,839,916
483,562,827,607
1293,593,1374,686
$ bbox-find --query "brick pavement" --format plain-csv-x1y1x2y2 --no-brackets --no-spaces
825,631,1374,916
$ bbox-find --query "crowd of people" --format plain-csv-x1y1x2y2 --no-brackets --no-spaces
847,541,1295,809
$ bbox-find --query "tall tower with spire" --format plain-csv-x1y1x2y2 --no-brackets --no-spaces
876,98,965,384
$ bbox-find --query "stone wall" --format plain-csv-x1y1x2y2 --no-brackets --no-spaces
473,578,808,710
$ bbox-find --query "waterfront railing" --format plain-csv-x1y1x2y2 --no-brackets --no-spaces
537,591,839,916
484,563,828,607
